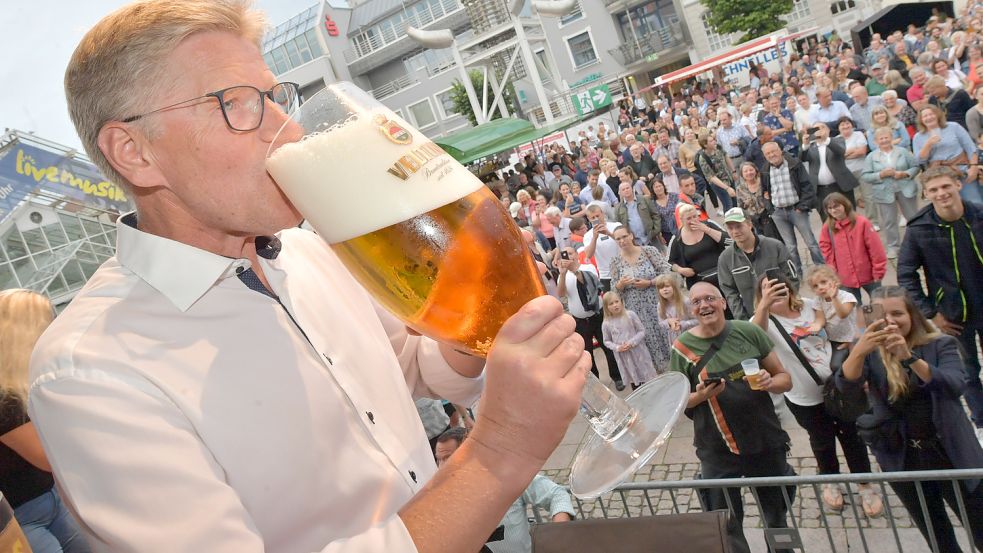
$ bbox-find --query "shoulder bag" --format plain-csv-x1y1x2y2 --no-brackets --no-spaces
768,315,869,421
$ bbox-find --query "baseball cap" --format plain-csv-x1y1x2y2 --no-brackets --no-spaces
724,207,748,223
871,62,884,70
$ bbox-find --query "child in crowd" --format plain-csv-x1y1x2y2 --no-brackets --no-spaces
806,265,858,372
601,291,656,389
654,274,697,343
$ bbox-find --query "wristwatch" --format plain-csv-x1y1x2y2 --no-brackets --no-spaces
900,354,920,370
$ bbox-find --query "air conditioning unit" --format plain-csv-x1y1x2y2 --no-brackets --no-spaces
15,205,59,232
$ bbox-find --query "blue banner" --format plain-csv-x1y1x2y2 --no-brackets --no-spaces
0,143,133,221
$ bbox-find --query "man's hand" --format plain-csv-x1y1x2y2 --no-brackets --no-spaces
932,313,964,336
695,379,725,402
470,297,590,471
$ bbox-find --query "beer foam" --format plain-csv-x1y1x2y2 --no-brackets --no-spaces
267,109,483,244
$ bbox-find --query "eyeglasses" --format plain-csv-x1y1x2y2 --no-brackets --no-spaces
121,82,301,132
691,295,723,306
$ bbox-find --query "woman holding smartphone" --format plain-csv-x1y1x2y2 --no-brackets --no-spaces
751,275,883,516
839,286,983,552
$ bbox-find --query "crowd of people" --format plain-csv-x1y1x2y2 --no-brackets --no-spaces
5,1,983,553
487,8,983,551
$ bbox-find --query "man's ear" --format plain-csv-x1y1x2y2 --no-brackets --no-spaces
97,122,167,191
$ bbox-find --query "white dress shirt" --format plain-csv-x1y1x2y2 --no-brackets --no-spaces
580,222,622,279
28,214,483,553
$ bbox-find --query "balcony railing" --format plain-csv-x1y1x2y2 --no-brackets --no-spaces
370,74,420,100
344,0,463,63
607,22,685,67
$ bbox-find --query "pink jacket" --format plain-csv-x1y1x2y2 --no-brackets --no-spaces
819,215,887,288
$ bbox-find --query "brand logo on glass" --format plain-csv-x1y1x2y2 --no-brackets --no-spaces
375,114,412,145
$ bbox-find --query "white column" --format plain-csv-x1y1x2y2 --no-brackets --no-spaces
450,44,486,125
513,20,555,125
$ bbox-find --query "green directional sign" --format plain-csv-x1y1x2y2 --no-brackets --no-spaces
571,84,612,116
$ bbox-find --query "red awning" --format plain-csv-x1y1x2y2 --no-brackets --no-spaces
647,27,819,89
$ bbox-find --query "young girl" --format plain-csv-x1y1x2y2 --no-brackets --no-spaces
654,274,697,344
601,291,657,389
806,265,858,372
818,192,887,305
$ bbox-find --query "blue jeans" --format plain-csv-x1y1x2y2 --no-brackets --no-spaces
771,207,824,274
961,180,983,205
708,182,735,211
956,325,983,428
14,490,90,553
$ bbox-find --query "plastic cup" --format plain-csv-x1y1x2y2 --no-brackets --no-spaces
741,358,764,391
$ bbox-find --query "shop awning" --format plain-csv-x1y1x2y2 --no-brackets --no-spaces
649,27,819,88
434,117,579,165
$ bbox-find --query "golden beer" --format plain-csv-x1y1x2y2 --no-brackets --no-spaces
333,187,545,356
267,83,545,356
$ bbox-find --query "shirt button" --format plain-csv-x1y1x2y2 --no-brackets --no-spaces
366,411,375,424
235,266,245,275
409,470,417,483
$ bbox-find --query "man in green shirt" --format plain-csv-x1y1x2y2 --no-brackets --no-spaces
668,282,794,553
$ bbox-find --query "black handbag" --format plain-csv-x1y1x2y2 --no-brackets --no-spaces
769,316,869,421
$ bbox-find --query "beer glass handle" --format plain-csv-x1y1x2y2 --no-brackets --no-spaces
580,373,638,442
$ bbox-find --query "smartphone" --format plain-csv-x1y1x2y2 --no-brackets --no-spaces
560,250,570,261
765,268,783,282
702,378,725,387
807,126,821,136
868,304,885,321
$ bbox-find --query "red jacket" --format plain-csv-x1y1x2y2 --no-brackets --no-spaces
819,215,887,288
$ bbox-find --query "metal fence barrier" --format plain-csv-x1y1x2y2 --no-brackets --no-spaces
531,469,983,553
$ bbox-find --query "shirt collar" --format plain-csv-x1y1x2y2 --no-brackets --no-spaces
115,212,281,312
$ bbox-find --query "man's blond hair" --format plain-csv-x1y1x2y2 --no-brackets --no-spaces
65,0,266,189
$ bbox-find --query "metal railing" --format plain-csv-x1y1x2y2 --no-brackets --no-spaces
343,0,463,63
532,469,983,553
369,75,420,100
607,22,685,67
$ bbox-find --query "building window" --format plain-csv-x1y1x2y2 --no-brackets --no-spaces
830,0,856,14
435,90,459,118
615,0,673,40
702,12,731,53
408,98,437,128
558,0,583,25
567,31,598,69
787,0,811,21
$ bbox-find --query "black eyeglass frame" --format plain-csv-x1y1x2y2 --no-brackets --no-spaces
120,82,302,131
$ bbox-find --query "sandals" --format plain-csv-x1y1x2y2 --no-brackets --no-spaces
858,484,884,518
822,483,844,512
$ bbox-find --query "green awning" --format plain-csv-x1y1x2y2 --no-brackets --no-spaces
434,117,582,165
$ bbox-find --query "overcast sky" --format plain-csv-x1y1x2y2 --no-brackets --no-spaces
0,0,318,153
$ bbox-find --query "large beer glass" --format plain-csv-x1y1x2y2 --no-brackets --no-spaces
267,82,688,499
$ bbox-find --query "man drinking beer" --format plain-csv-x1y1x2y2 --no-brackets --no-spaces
26,1,589,551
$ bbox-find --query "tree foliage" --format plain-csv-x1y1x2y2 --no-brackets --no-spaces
449,69,517,127
700,0,794,44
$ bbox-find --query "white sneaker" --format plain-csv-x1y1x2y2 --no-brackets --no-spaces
899,216,907,227
976,427,983,449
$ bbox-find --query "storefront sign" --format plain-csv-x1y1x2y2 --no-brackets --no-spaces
722,42,788,76
0,143,133,219
324,15,339,37
569,72,602,89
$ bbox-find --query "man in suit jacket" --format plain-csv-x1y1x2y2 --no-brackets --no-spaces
800,122,859,207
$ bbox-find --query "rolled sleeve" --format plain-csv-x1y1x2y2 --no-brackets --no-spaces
376,301,484,406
